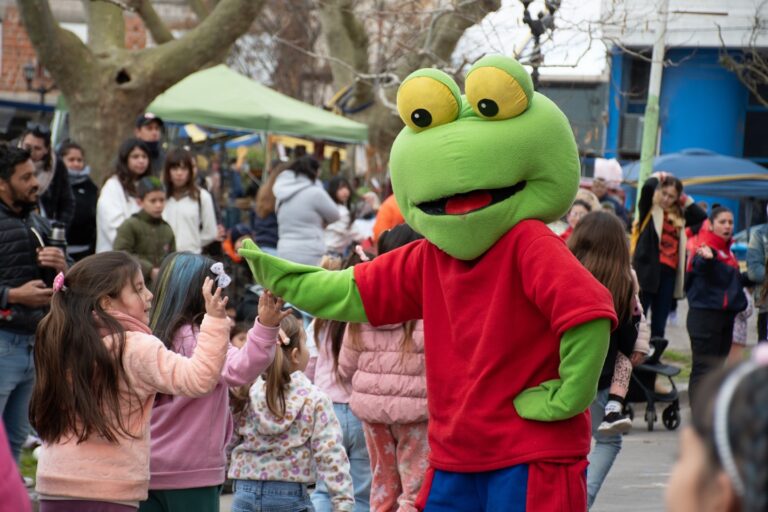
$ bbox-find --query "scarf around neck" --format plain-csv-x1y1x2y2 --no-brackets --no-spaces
689,227,738,271
96,309,152,339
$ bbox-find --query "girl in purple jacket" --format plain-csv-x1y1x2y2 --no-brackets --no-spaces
139,253,288,512
338,224,429,512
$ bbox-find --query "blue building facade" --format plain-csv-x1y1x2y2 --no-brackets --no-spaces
605,47,768,227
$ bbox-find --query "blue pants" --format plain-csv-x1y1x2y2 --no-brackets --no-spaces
232,480,312,512
0,329,35,462
310,403,371,512
424,465,529,511
586,388,622,509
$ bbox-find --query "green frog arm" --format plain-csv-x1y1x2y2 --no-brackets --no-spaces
238,239,368,323
513,318,610,421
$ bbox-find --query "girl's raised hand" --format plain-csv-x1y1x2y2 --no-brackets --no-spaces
203,276,229,318
258,290,294,327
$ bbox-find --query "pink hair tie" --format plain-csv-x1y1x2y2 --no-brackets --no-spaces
354,245,370,262
52,272,66,293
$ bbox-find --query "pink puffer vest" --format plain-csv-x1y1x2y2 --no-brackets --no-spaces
337,321,427,424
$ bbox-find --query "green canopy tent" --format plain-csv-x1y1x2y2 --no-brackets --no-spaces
147,65,368,143
55,65,368,143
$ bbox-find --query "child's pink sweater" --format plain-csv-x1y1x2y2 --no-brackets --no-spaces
35,314,230,503
148,319,277,489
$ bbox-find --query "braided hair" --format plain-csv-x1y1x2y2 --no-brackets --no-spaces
692,362,768,512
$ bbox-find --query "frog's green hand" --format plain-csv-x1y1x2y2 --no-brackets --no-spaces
513,318,610,421
239,239,368,323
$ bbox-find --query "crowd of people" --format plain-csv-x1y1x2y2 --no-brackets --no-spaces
0,112,767,512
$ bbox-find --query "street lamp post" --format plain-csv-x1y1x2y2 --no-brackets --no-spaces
521,0,561,90
23,62,56,116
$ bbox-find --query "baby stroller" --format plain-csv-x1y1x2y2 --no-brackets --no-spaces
623,337,682,432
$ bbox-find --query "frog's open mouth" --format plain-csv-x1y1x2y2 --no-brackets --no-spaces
416,182,527,216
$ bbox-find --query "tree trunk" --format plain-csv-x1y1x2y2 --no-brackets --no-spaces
19,0,266,185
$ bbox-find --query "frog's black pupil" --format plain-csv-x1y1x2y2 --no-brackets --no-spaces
478,99,499,117
411,109,432,127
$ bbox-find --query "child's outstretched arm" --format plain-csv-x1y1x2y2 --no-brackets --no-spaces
239,239,368,323
221,291,291,386
310,393,355,511
513,319,611,421
129,278,230,397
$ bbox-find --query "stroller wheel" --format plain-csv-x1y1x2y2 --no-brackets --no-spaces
662,404,681,430
623,403,634,421
645,407,656,431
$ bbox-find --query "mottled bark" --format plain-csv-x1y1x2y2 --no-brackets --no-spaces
18,0,265,185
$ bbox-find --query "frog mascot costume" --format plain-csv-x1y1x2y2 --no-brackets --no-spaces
240,55,617,511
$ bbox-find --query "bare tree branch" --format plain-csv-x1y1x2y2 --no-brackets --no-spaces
142,0,264,90
717,6,768,109
188,0,211,20
85,0,126,51
129,0,175,44
18,0,94,97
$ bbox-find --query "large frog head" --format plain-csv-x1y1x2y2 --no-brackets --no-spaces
390,55,580,260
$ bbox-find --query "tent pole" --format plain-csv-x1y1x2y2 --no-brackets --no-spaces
264,131,271,180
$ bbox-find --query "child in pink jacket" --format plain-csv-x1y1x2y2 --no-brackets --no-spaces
337,225,429,512
142,254,286,512
31,252,230,511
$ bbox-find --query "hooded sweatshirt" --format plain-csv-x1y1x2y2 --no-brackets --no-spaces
35,312,229,504
148,319,277,490
273,171,340,265
228,371,354,511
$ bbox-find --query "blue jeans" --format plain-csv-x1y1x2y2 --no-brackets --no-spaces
232,480,312,512
311,403,371,512
586,388,622,509
0,329,35,462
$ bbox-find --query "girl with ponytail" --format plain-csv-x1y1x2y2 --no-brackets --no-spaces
228,311,354,512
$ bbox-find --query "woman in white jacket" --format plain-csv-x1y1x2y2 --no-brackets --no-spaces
162,148,218,254
95,138,151,252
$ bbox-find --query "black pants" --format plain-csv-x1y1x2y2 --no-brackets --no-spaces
758,311,767,342
640,264,677,338
687,308,736,411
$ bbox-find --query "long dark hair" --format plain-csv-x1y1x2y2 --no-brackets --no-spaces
568,211,634,322
149,252,216,350
327,176,356,226
112,138,150,196
30,252,142,444
288,156,319,183
20,126,52,172
163,147,199,200
691,363,768,512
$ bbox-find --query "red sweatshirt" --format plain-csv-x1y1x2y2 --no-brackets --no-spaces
354,220,616,472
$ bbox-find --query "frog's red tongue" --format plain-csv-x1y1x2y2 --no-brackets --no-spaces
445,191,493,215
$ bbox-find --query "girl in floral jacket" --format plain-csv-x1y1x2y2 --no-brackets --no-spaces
229,311,354,511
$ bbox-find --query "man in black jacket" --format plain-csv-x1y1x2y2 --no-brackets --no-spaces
0,144,67,462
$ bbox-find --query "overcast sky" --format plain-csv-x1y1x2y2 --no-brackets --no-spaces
455,0,608,77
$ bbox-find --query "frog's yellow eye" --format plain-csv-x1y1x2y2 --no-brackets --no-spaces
465,57,533,120
396,70,460,132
